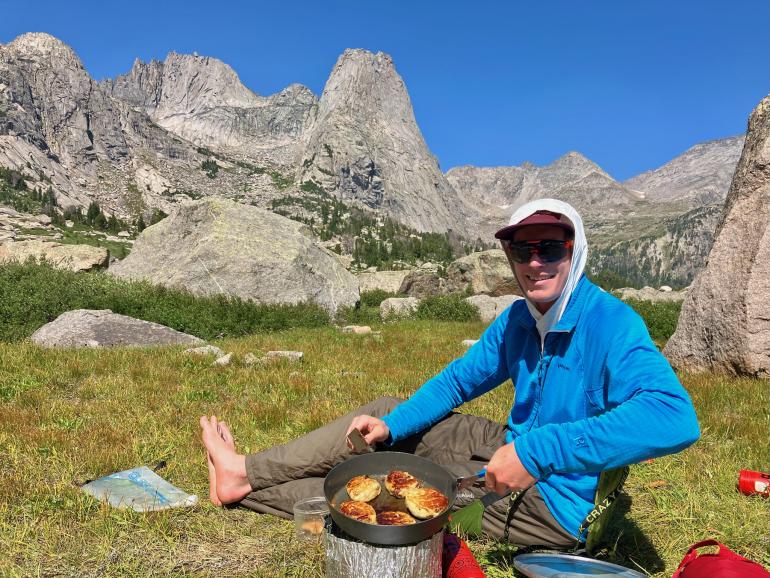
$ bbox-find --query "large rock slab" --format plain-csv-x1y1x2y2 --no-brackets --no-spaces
446,250,521,296
613,286,687,302
109,198,359,313
31,309,204,348
398,271,452,299
0,239,108,272
380,297,419,320
356,270,410,294
465,294,522,324
664,95,770,378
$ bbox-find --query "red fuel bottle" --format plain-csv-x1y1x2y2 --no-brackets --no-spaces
738,470,770,497
443,532,485,578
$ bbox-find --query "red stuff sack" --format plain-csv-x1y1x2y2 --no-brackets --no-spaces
672,539,770,578
442,532,485,577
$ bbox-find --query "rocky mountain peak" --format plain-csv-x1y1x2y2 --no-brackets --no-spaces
102,51,318,164
336,48,393,69
156,51,263,115
5,32,83,67
274,83,317,107
0,32,132,179
99,57,165,111
548,151,610,180
318,48,407,119
624,135,745,206
446,149,646,240
297,48,470,233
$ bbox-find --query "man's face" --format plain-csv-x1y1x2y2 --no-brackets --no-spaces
504,224,573,314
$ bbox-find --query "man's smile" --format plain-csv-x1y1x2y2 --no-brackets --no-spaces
526,273,556,281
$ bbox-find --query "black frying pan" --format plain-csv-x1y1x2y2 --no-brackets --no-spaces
323,451,457,545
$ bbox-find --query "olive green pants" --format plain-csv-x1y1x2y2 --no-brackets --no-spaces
240,396,576,548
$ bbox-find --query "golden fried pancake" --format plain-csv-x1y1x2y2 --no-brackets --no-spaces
376,510,417,525
346,475,381,502
339,500,377,524
384,470,421,498
403,487,449,519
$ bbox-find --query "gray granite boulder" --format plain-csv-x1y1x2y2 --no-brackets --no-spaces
356,270,410,294
342,325,372,334
447,250,521,296
185,344,225,357
30,309,204,348
398,271,451,299
264,350,304,363
380,297,419,321
464,294,522,324
109,198,359,314
213,352,233,366
664,95,770,378
613,286,687,302
0,240,108,272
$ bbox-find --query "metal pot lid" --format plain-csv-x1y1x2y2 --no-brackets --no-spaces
514,553,647,578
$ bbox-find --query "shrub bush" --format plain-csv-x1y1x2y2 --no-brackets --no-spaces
0,261,330,342
623,299,682,345
335,304,381,326
415,294,480,323
201,159,219,178
360,289,401,307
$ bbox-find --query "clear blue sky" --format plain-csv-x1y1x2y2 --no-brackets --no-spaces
1,0,767,180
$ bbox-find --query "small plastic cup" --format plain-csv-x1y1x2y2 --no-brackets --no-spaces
293,496,329,540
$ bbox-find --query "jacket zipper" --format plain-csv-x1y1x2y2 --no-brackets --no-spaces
527,328,549,431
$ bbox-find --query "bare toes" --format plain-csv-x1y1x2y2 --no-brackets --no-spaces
218,422,235,448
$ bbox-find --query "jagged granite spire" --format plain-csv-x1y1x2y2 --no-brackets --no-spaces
297,49,471,234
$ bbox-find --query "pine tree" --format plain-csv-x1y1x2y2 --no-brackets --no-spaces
86,201,101,225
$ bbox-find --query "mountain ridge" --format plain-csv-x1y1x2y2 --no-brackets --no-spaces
0,32,748,287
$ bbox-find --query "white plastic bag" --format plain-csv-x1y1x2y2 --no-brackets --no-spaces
81,466,198,512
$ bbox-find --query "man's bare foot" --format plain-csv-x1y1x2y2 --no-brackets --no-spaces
200,415,252,505
206,421,236,506
207,452,222,506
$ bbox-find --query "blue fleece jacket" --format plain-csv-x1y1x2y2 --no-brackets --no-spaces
382,276,700,538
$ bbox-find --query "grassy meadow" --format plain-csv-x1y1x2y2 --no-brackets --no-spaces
1,318,768,577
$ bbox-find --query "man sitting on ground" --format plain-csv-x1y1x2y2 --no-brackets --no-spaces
201,198,700,547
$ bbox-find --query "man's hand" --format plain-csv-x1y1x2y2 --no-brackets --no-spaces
346,415,390,448
485,442,537,495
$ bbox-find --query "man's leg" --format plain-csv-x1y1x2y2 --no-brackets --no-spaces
239,478,325,519
391,410,508,464
201,397,401,509
398,412,576,549
476,484,576,548
243,396,402,492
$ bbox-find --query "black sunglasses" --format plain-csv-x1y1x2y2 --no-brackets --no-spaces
501,239,574,264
